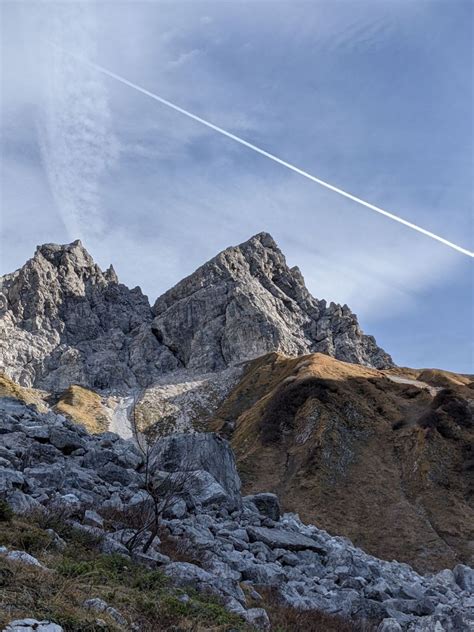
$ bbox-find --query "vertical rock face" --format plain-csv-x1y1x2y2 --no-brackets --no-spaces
152,232,392,371
0,240,177,390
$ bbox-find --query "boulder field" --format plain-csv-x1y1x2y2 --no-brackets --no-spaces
0,397,473,631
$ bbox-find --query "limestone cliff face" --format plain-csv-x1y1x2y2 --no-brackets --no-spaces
152,232,392,371
0,233,391,392
0,240,177,390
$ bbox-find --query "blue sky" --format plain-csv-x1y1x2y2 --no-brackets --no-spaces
1,1,473,372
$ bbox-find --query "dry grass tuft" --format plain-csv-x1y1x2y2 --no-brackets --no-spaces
254,586,377,631
54,385,109,434
0,373,48,412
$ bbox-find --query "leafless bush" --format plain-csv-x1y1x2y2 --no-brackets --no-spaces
106,399,197,555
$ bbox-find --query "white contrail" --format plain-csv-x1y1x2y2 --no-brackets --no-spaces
54,45,474,258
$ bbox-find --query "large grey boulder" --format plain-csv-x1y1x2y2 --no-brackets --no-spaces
6,491,41,514
247,526,326,553
24,464,65,491
163,561,245,603
49,427,85,453
244,493,280,521
152,232,392,371
377,619,403,632
163,561,215,587
0,468,24,491
242,608,271,630
453,564,474,592
150,432,241,508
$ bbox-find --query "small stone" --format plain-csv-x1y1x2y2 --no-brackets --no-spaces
3,619,63,631
377,619,402,632
242,608,271,630
6,550,45,568
46,529,67,551
83,509,104,528
83,598,108,613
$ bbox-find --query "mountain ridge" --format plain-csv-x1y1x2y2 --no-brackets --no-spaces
0,233,392,391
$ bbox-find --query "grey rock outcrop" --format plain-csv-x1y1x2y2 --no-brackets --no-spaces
152,232,392,371
247,525,326,553
0,240,177,390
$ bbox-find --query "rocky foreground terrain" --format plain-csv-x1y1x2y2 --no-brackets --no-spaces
0,234,473,630
0,396,473,631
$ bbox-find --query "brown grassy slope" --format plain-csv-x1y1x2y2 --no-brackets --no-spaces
0,373,49,412
211,353,474,573
384,365,473,390
54,385,110,434
0,374,110,434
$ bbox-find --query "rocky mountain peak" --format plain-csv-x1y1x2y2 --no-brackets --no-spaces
29,240,110,295
0,240,177,390
35,238,93,266
152,233,392,371
0,239,148,332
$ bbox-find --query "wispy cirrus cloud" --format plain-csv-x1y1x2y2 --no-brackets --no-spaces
33,4,119,239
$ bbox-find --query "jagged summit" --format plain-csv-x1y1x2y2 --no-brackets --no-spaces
36,238,88,257
0,233,391,391
0,239,178,390
152,232,392,371
32,239,118,283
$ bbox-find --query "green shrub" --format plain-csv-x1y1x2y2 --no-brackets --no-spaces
132,569,167,591
0,518,52,553
56,557,96,578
